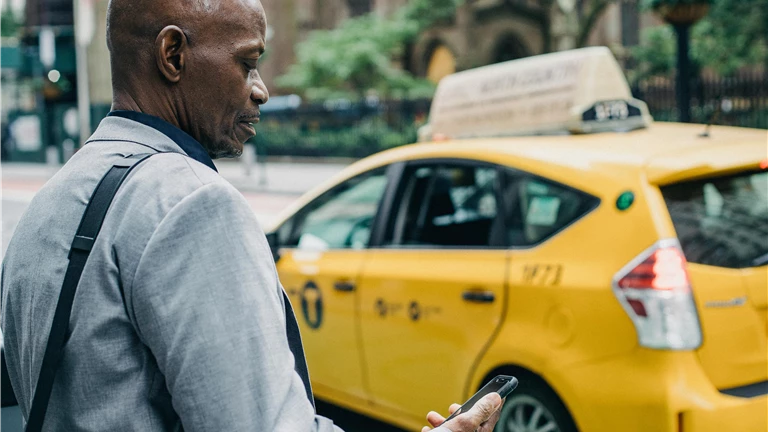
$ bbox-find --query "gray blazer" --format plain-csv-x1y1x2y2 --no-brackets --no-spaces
1,116,341,431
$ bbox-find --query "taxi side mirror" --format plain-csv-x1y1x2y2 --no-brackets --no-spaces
265,232,281,263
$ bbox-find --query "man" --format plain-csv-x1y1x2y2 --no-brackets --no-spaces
1,0,503,431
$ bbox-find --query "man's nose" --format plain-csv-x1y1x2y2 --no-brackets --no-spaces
251,80,269,105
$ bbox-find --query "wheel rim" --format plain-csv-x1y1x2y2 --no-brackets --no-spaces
497,394,560,432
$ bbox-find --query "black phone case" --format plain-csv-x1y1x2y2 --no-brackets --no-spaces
442,375,518,423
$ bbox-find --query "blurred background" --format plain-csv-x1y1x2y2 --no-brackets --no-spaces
0,0,766,164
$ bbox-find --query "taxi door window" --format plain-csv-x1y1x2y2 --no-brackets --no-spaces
280,168,388,250
386,163,504,248
503,171,599,247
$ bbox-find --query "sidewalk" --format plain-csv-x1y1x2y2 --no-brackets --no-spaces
1,158,350,196
214,159,349,195
2,159,352,247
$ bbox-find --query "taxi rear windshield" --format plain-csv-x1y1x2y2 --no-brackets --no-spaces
661,170,768,269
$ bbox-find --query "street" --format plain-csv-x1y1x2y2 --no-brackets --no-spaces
1,159,346,257
1,159,406,432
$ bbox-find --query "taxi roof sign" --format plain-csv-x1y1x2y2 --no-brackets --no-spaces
421,47,652,142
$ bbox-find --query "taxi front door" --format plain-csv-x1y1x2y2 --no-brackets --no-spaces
279,249,368,401
275,167,391,403
357,161,508,422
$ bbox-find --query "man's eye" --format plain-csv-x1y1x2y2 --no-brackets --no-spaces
243,59,259,70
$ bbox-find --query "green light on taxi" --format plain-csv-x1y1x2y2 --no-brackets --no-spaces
616,191,635,211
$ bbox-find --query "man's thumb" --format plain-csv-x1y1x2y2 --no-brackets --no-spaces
464,392,502,424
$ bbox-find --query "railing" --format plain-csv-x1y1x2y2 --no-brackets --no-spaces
83,73,767,161
252,98,432,158
632,71,768,129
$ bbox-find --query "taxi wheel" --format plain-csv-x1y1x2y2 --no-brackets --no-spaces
495,374,577,432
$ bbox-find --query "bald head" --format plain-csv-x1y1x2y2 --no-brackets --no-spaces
107,0,259,74
107,0,269,158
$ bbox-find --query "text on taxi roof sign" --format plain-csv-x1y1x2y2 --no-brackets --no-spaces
422,47,652,141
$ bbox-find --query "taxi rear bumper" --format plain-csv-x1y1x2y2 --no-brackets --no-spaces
683,387,767,432
553,349,768,432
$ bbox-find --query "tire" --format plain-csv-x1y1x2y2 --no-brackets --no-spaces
494,372,578,432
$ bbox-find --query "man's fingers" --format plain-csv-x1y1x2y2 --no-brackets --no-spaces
459,392,502,426
425,396,503,432
478,397,504,432
426,410,446,428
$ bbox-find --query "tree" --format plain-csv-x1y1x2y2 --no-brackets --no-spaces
278,0,630,98
1,6,21,38
539,0,621,49
632,0,768,77
277,0,461,100
577,0,620,48
690,0,768,75
627,26,677,82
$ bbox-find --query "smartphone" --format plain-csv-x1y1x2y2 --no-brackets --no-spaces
441,375,518,424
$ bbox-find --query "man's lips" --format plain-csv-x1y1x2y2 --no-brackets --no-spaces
238,121,256,137
237,112,260,139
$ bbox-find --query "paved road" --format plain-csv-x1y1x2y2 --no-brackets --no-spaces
1,159,348,257
1,160,406,432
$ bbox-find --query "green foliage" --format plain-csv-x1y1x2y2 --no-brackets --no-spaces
632,0,768,77
1,7,21,38
641,0,713,9
690,0,768,75
628,26,677,82
277,0,462,100
397,0,461,30
253,119,419,158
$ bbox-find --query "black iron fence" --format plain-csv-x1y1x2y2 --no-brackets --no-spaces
251,98,431,158
81,72,766,161
631,71,768,129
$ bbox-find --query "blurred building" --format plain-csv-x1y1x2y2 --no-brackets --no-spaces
75,0,664,104
24,0,73,26
22,0,77,105
1,0,79,162
259,0,664,91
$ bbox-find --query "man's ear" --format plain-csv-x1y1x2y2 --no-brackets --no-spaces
155,25,187,83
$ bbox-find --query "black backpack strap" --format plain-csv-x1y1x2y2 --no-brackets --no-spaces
25,153,155,432
282,291,314,408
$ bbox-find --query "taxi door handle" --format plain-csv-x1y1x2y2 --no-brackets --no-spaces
334,281,356,292
462,290,495,303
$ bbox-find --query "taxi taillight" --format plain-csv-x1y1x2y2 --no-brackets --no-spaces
613,240,702,350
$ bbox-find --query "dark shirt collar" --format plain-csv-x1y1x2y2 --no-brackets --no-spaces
107,110,217,172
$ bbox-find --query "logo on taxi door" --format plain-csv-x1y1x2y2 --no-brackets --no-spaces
301,281,324,329
408,301,421,321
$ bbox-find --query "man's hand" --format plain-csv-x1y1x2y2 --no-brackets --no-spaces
421,392,503,432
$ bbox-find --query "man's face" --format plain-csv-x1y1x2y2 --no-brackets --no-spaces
179,0,269,158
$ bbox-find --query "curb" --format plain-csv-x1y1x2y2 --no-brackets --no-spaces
217,156,358,165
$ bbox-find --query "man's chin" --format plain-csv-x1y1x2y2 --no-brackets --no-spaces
209,141,244,159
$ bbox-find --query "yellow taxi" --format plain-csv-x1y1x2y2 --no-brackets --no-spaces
266,47,768,432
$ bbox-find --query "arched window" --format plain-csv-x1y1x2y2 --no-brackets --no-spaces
426,44,456,84
492,35,529,64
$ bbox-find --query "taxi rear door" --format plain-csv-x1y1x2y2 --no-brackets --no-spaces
275,167,391,402
357,160,508,423
658,166,768,390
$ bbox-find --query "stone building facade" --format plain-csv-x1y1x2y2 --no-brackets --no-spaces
258,0,663,92
84,0,663,103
